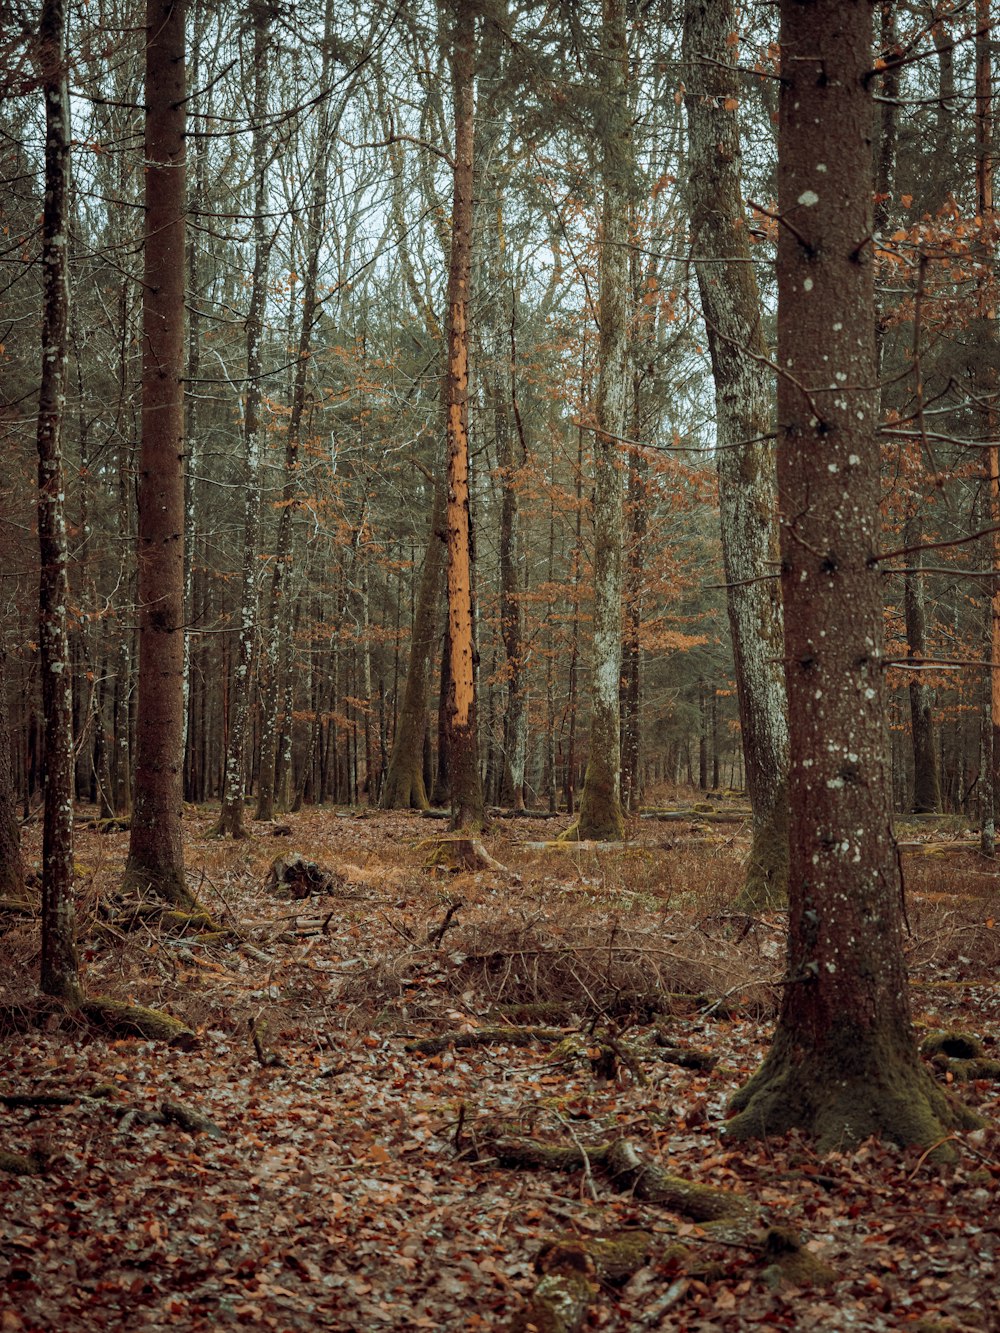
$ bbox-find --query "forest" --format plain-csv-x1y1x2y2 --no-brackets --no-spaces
1,0,999,1329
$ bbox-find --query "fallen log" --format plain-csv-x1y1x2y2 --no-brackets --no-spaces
81,998,198,1048
406,1026,566,1055
474,1132,749,1225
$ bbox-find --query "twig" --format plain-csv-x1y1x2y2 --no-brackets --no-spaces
552,1109,600,1202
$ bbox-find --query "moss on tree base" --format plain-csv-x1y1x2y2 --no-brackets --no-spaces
122,860,200,910
725,1025,982,1160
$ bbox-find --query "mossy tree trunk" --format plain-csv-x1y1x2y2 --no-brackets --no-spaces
683,0,789,907
578,0,629,843
36,0,80,1001
443,0,484,833
125,0,194,910
726,0,976,1155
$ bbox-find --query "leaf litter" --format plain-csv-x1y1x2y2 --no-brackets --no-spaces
0,806,998,1331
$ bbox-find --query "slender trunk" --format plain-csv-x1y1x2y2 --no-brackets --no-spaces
125,0,192,907
215,6,270,837
578,0,628,841
496,278,527,810
443,2,483,832
621,362,645,814
683,0,789,903
36,0,79,999
257,0,334,819
381,482,446,809
976,0,999,845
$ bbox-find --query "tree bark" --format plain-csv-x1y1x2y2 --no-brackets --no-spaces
578,0,628,841
256,0,335,820
726,0,976,1154
683,0,789,905
36,0,80,1000
496,275,527,812
215,3,271,837
0,642,23,899
443,0,484,832
381,482,447,810
125,0,192,907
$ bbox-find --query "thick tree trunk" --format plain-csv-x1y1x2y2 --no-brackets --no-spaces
125,0,193,908
578,0,628,842
215,4,270,838
36,0,80,1000
726,0,976,1154
443,1,484,833
683,0,789,905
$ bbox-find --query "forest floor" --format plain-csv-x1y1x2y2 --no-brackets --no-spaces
1,797,999,1332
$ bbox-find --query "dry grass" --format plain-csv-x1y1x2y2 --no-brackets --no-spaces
3,804,1000,1044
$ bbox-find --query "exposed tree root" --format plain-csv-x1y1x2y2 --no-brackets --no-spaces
417,837,507,873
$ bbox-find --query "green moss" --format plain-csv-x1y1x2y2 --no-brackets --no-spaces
920,1030,985,1060
761,1227,837,1289
82,998,198,1048
735,820,789,912
726,1022,983,1159
0,1148,43,1176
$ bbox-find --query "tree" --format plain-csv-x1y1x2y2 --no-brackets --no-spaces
443,0,484,831
725,0,978,1152
36,0,79,1000
683,0,789,904
577,0,629,841
256,0,337,821
214,2,272,838
0,642,23,899
124,0,194,907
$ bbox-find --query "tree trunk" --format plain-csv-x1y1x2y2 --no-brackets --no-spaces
215,3,270,838
726,0,977,1154
36,0,80,1000
494,277,528,812
683,0,789,905
903,517,941,811
256,0,334,820
976,0,999,846
578,0,628,842
0,643,24,899
125,0,193,908
443,0,484,833
381,481,446,810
